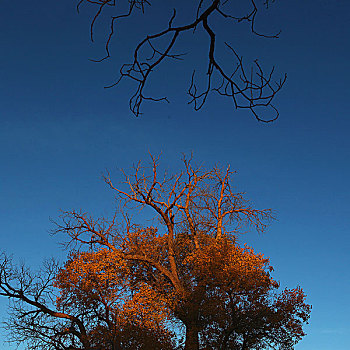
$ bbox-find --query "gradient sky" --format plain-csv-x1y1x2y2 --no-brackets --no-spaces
1,1,349,349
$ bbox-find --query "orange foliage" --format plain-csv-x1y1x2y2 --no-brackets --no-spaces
54,249,175,349
50,155,311,349
0,156,311,350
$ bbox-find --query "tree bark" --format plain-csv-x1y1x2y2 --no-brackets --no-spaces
184,322,200,350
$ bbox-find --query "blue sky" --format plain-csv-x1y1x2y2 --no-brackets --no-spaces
1,0,349,348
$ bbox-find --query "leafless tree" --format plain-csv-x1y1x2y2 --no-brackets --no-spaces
79,0,286,121
0,255,92,350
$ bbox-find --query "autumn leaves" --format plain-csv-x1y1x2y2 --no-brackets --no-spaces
0,155,311,349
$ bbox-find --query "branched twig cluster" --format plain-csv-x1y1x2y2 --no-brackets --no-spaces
78,0,285,121
0,255,90,350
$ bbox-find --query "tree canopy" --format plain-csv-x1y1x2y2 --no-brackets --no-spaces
0,155,311,349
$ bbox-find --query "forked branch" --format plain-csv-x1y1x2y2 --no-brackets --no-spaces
79,0,285,121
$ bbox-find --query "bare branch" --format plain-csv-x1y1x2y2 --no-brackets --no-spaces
79,0,285,121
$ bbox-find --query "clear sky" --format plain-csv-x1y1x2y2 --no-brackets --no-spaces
1,1,349,349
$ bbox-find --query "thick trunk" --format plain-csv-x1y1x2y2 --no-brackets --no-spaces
184,322,200,350
241,337,248,350
220,327,234,350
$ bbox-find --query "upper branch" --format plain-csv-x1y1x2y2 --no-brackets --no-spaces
79,0,285,121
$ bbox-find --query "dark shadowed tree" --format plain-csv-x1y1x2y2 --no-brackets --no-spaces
79,0,286,121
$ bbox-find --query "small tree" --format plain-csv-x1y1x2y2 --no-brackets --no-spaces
0,155,311,349
79,0,286,121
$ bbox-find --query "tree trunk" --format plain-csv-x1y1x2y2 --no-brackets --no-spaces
220,327,234,350
184,322,199,350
